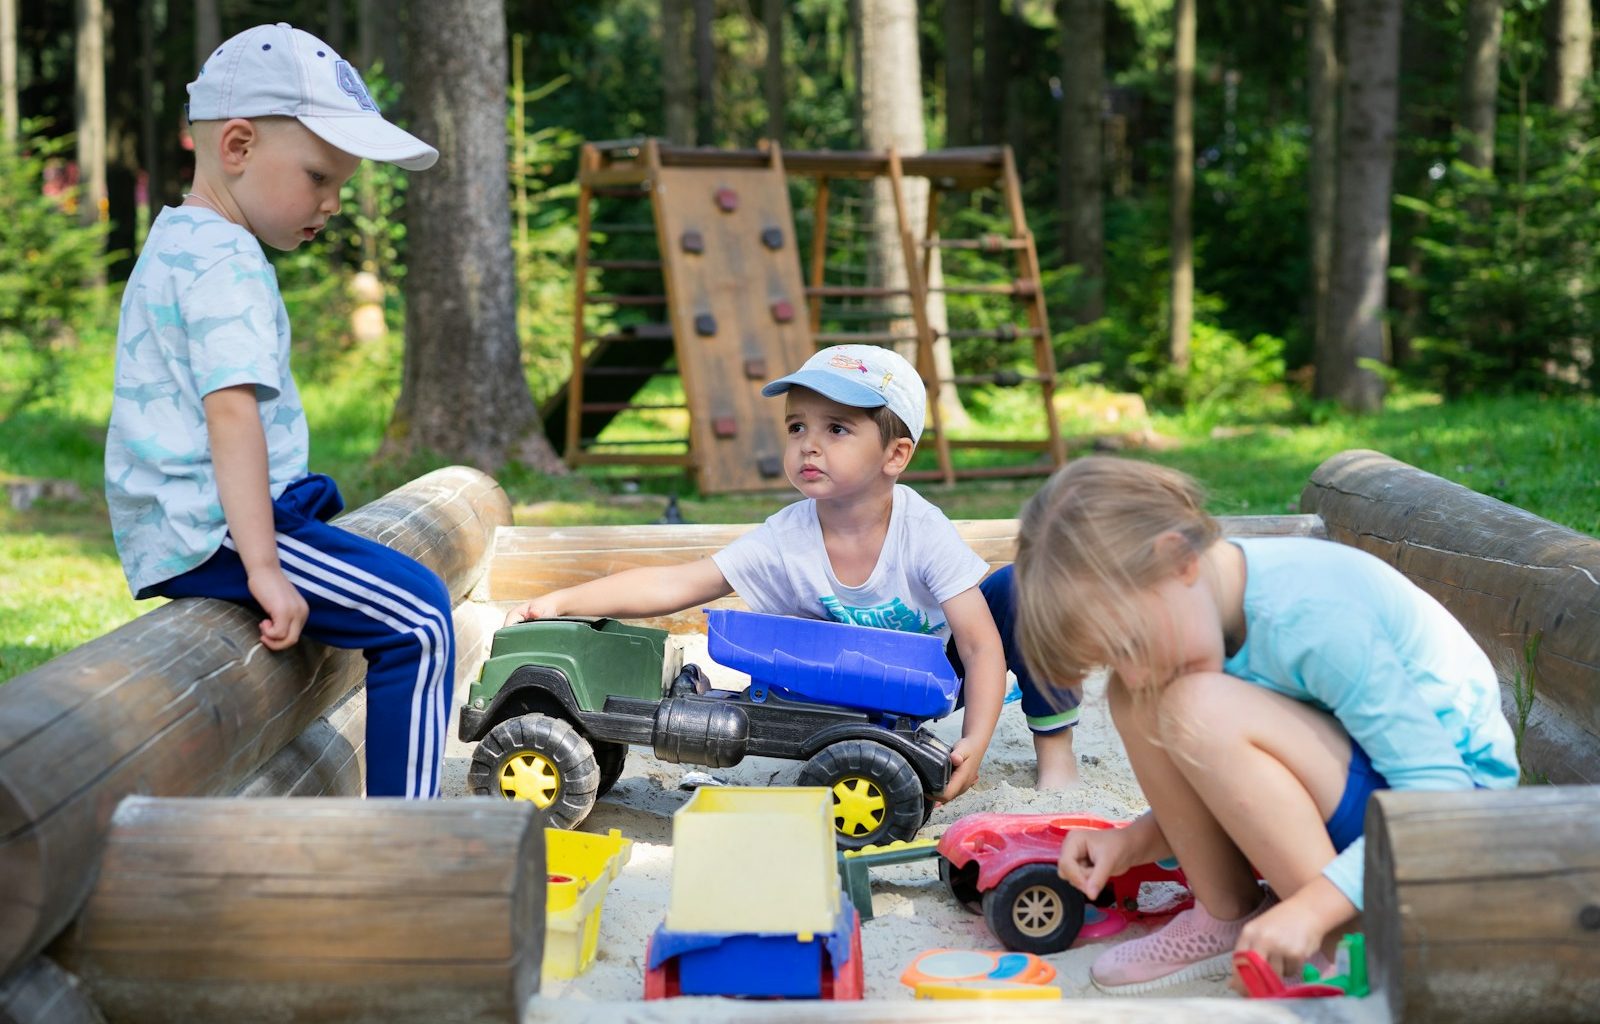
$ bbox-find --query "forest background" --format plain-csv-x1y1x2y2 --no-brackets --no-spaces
1,0,1597,680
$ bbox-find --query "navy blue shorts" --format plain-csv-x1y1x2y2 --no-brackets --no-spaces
1326,740,1390,852
946,564,1080,734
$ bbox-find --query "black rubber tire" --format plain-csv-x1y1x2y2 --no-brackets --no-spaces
594,740,628,798
796,739,924,851
939,857,984,915
468,713,599,830
981,862,1086,954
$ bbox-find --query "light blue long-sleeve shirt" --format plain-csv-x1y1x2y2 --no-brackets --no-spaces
1220,537,1519,909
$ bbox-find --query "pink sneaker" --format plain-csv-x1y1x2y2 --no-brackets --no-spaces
1091,891,1277,995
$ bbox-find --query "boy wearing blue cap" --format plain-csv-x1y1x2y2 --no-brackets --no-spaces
105,24,448,798
508,344,1076,798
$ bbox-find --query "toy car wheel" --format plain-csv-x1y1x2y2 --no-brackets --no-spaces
467,713,599,829
981,863,1086,954
595,740,628,798
939,857,984,915
797,739,924,850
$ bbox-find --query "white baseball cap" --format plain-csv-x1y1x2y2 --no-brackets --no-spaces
762,344,927,444
186,23,438,171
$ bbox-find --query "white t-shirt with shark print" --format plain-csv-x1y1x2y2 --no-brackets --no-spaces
105,206,309,597
712,484,989,641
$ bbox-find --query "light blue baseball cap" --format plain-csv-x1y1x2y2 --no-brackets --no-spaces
761,344,926,443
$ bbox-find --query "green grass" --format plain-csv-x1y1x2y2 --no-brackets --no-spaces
3,329,1597,683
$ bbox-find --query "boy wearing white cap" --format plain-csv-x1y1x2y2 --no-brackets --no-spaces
506,344,1009,802
105,24,450,798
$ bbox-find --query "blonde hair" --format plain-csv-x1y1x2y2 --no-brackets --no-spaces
190,115,298,171
1014,457,1219,692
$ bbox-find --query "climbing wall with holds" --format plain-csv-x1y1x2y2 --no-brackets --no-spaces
650,158,815,493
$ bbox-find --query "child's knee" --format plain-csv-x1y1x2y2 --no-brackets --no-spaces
1156,671,1247,752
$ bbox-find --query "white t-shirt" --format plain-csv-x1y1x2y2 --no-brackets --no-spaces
105,206,308,597
711,485,988,640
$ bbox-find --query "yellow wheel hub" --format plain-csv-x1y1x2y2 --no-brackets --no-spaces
499,751,560,808
1012,885,1064,938
830,775,886,838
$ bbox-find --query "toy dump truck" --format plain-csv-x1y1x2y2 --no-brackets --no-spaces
459,609,959,849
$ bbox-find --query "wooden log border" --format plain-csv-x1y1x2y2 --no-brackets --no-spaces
1365,787,1600,1024
480,514,1328,634
0,466,511,979
1301,449,1600,784
52,797,543,1024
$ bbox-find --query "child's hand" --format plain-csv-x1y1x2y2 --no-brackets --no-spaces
503,594,561,627
939,737,984,802
247,567,308,651
1233,900,1326,989
1056,823,1140,901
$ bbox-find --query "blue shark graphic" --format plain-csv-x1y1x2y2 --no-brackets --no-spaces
114,381,183,413
157,250,206,275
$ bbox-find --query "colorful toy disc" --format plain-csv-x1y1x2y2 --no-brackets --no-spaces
900,948,1056,991
913,979,1063,1000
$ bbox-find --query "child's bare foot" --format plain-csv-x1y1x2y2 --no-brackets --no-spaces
1033,729,1080,790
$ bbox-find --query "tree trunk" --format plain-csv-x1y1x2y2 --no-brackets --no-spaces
1,0,16,142
138,0,163,228
860,0,963,424
978,0,1005,143
1168,0,1194,371
193,0,219,71
1545,0,1592,112
104,2,140,279
1308,0,1337,365
943,0,974,147
763,0,783,143
661,0,694,145
75,0,107,231
1460,0,1502,170
324,0,345,51
693,0,714,145
1058,0,1105,323
387,0,560,472
1319,0,1401,412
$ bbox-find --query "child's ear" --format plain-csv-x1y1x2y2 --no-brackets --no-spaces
883,436,915,474
217,118,258,173
1153,531,1202,583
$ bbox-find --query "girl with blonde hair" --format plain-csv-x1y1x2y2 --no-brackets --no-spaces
1014,457,1517,993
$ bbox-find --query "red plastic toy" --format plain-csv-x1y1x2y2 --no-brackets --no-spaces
938,812,1192,954
1232,951,1343,999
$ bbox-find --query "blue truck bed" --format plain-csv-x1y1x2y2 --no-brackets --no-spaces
705,609,961,722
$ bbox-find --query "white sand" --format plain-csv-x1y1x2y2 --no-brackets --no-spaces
440,634,1238,1016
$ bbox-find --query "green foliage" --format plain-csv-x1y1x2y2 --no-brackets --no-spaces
1509,632,1546,784
1139,322,1291,426
0,123,121,414
1396,112,1600,395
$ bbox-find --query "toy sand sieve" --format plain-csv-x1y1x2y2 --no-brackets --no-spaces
666,786,840,935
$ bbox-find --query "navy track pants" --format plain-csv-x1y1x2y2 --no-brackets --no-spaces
152,473,453,797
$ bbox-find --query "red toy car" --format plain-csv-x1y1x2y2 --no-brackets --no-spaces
937,812,1192,954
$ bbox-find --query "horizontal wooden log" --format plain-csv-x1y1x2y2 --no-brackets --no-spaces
0,957,104,1024
53,797,543,1024
1301,449,1600,783
480,514,1326,634
0,467,511,978
1365,787,1600,1024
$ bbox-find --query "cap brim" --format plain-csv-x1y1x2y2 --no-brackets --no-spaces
761,369,889,409
300,113,439,170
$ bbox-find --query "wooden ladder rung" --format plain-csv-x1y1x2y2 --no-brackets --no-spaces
582,365,671,377
591,259,663,271
922,235,1030,252
590,222,656,234
579,401,688,413
586,294,669,307
813,332,922,345
935,280,1038,298
943,326,1045,341
806,285,913,299
583,437,689,448
948,373,1050,386
590,186,650,198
